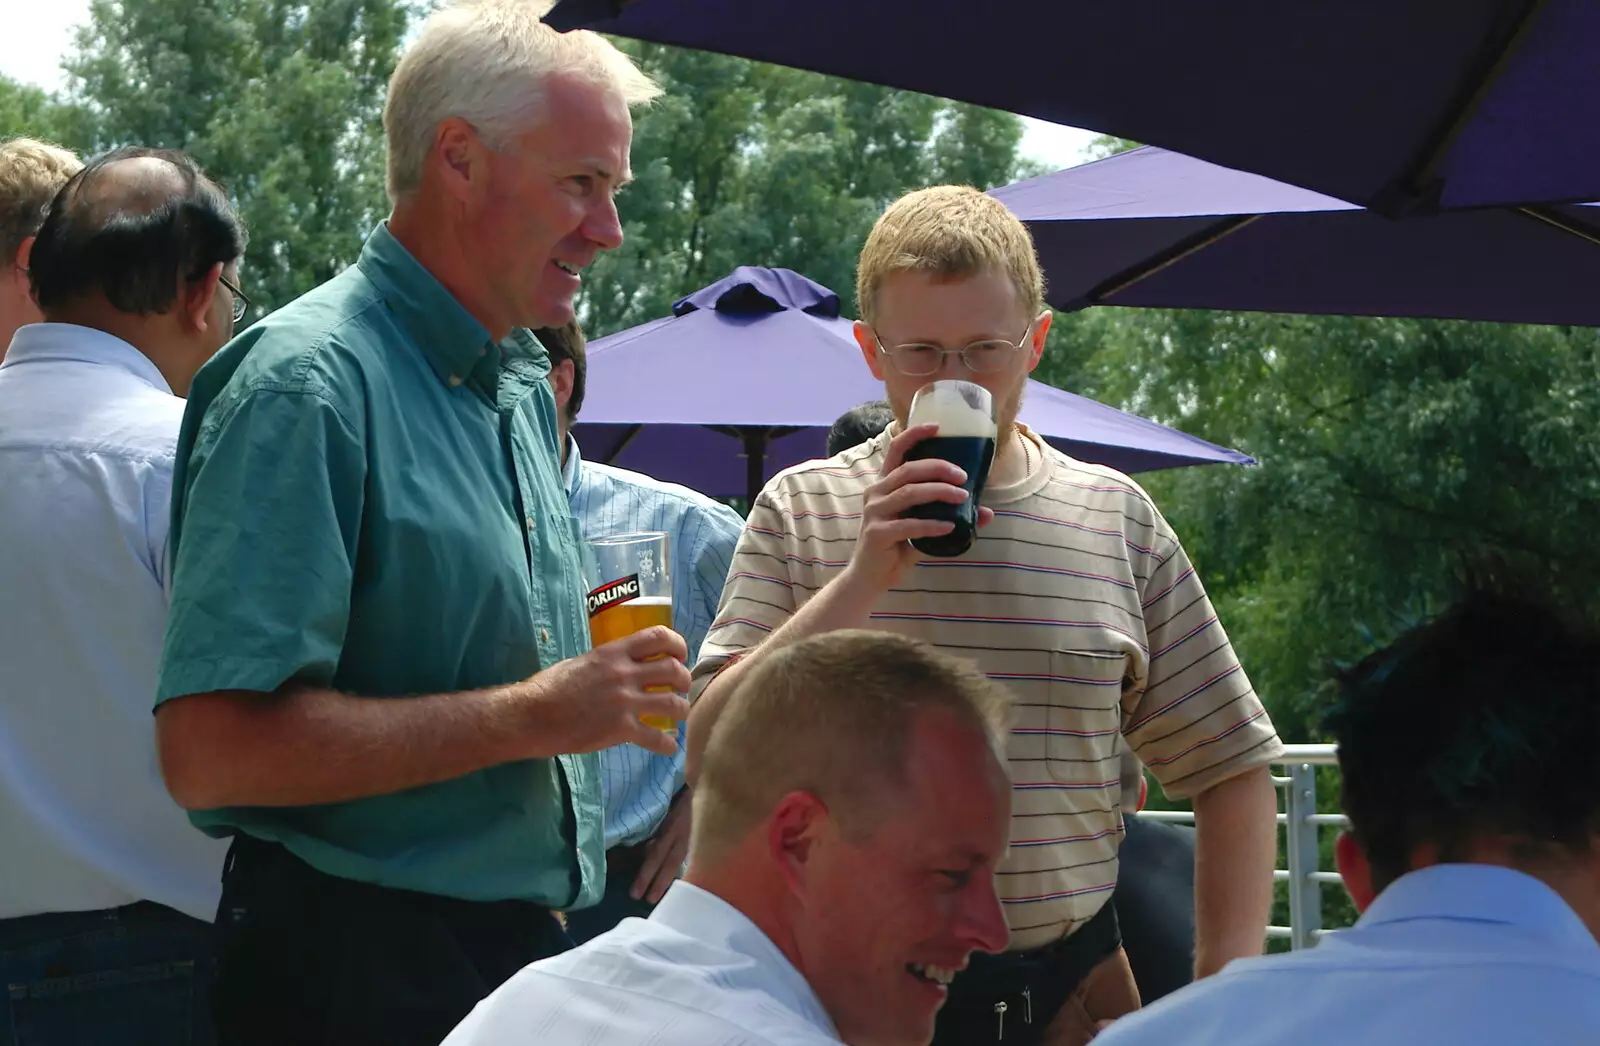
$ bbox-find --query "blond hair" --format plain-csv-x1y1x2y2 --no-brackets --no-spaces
692,630,1012,862
0,138,82,262
856,184,1045,326
382,0,661,202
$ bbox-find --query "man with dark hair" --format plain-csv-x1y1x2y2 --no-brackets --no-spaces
1110,745,1197,1004
1096,588,1600,1045
536,320,744,943
825,399,895,457
0,137,82,358
0,145,246,1044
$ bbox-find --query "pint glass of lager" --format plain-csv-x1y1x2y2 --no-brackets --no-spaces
902,380,997,558
587,531,677,731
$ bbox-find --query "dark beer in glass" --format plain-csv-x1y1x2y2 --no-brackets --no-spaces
901,380,997,558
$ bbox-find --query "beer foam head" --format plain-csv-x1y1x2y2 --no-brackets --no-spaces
908,380,996,438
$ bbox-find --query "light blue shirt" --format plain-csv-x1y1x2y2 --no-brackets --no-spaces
0,324,227,922
442,881,841,1045
563,435,743,848
1096,863,1600,1046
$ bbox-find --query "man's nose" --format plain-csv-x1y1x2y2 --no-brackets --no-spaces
585,193,624,252
960,879,1011,957
937,348,969,380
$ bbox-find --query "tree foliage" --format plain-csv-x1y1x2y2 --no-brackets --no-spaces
17,0,414,314
579,43,1029,335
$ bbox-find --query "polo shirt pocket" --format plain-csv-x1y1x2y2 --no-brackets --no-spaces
1045,648,1128,784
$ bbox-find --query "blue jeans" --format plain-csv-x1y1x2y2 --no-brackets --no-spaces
0,902,214,1046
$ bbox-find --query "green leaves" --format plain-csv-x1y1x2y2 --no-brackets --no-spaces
38,0,415,314
579,42,1029,335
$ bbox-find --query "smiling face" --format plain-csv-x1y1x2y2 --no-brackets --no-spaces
471,72,633,331
791,709,1012,1046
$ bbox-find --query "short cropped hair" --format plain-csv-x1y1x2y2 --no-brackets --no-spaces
826,399,894,457
383,0,662,201
1326,588,1600,891
856,185,1045,327
693,630,1013,861
0,137,81,263
29,147,246,317
535,320,586,422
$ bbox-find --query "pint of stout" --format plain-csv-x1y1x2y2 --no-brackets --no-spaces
587,531,678,731
901,380,997,558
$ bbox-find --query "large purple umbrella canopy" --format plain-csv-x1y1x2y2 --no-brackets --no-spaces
990,146,1600,326
546,0,1600,213
573,266,1251,500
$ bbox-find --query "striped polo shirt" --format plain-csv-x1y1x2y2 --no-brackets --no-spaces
692,423,1283,951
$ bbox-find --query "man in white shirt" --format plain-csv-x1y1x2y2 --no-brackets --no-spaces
0,137,81,359
0,146,247,1044
1095,587,1600,1045
444,629,1015,1046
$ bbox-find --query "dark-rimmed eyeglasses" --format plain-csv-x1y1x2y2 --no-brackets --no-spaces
872,321,1034,376
218,273,251,324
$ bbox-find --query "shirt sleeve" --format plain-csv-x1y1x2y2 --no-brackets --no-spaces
683,500,746,665
1122,516,1284,799
688,490,798,702
156,384,366,705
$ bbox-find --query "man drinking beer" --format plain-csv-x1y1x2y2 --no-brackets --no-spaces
689,186,1284,1046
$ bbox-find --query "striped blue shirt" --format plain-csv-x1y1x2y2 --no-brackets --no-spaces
563,436,744,848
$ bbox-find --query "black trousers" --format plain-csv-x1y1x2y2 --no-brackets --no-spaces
931,900,1121,1045
211,834,571,1046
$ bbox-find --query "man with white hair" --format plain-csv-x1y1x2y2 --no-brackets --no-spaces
152,4,679,1043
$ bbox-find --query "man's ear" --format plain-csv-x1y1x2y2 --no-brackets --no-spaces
1335,830,1377,913
433,117,492,206
766,790,831,895
854,320,887,381
14,234,35,272
181,261,224,335
1024,309,1051,374
548,358,575,417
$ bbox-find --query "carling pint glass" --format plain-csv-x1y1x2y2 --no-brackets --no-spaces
902,380,997,557
587,531,677,730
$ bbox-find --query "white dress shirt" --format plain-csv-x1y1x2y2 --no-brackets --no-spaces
0,323,227,921
1095,863,1600,1046
444,881,842,1045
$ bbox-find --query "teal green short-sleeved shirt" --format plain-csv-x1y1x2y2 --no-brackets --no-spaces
157,223,603,909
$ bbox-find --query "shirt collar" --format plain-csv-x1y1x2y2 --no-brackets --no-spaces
1359,863,1600,955
650,881,840,1039
0,323,173,395
561,433,584,498
354,221,496,390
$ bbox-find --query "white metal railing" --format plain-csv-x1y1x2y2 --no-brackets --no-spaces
1134,743,1344,950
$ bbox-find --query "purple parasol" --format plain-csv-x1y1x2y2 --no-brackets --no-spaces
573,266,1251,501
545,0,1600,215
989,145,1600,326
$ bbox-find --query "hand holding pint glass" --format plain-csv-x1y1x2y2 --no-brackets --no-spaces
899,380,997,557
587,531,682,731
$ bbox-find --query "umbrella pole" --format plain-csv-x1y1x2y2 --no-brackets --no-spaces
742,429,768,505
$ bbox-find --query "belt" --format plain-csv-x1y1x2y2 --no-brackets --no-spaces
934,900,1122,1043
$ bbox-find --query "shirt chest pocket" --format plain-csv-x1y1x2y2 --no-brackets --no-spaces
1045,648,1130,783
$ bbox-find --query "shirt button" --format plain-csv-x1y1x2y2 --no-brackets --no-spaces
525,515,536,532
448,374,463,387
540,627,551,644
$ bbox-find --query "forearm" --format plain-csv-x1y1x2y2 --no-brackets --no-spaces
159,673,584,810
1191,764,1277,977
686,566,881,783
